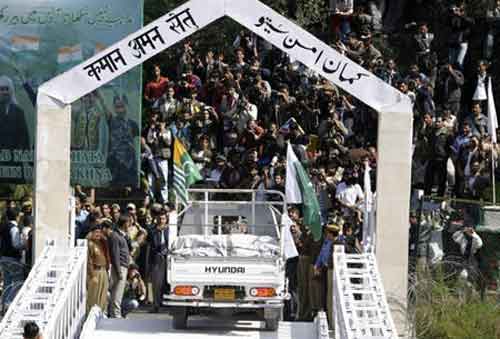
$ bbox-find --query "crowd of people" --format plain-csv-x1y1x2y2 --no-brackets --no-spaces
0,0,499,329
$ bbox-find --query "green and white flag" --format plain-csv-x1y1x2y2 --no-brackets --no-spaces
173,138,202,206
285,143,322,241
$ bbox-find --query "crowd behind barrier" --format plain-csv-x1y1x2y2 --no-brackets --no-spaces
1,0,500,328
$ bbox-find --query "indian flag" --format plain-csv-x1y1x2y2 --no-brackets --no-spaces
57,44,82,64
285,143,322,241
173,138,202,206
10,35,39,52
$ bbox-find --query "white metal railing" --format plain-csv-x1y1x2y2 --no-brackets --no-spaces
333,246,397,339
0,241,87,339
79,306,105,339
314,311,330,339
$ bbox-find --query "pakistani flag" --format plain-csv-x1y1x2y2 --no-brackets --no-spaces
285,143,322,241
173,138,202,206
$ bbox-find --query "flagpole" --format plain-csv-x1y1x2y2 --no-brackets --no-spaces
492,146,497,205
487,77,498,205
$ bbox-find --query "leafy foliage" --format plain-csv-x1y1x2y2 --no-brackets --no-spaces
413,267,500,339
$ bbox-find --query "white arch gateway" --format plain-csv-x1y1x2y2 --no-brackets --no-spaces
33,0,412,330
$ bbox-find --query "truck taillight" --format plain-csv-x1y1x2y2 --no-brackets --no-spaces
174,285,199,296
249,288,276,298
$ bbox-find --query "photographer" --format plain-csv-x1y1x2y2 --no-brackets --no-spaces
311,169,334,226
239,119,264,150
191,106,218,144
272,84,296,126
411,22,434,67
234,96,258,133
484,0,500,60
220,85,240,127
447,4,473,68
199,71,225,108
375,59,402,87
296,92,320,134
437,63,464,118
122,264,146,317
178,41,195,77
318,110,348,143
452,226,483,280
246,74,271,122
158,86,181,124
191,134,214,177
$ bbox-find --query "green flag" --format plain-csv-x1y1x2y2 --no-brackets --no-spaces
173,138,202,205
294,162,322,241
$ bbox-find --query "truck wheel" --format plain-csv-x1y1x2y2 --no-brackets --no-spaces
172,307,188,329
264,317,279,331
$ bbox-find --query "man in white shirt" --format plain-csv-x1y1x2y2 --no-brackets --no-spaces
452,226,483,280
236,97,258,133
335,171,364,223
471,60,490,112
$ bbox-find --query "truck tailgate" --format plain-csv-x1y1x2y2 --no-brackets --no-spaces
169,256,282,285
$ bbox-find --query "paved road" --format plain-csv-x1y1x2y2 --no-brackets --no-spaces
90,309,327,339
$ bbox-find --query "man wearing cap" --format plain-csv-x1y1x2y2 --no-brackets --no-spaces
313,224,344,328
86,224,110,313
295,210,316,321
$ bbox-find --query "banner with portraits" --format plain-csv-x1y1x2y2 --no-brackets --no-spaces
0,0,143,186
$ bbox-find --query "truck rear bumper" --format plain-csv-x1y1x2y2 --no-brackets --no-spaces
162,300,284,309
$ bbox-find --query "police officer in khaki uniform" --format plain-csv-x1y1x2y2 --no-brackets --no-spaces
310,229,325,319
296,215,315,321
290,206,326,322
313,224,344,328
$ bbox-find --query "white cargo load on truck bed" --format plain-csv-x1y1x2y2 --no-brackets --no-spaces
171,234,280,258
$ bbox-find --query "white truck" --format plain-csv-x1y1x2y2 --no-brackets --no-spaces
164,189,289,330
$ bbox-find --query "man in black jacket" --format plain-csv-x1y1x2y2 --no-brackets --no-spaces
424,118,452,197
106,215,130,318
438,63,464,119
149,210,169,313
0,208,24,261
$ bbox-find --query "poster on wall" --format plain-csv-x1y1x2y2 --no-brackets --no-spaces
0,0,143,187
